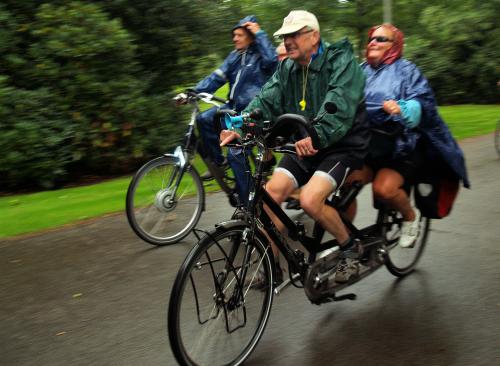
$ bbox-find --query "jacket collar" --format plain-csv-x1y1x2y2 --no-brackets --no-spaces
235,42,258,56
290,40,327,72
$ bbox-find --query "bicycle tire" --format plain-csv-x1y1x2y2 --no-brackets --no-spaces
168,221,274,366
381,208,431,277
126,156,204,245
495,117,500,156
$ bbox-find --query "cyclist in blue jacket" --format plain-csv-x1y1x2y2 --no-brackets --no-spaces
194,15,278,204
346,23,469,248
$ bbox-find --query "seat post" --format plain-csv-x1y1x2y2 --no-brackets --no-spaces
337,181,363,211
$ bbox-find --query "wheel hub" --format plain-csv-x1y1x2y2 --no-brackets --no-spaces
154,189,177,212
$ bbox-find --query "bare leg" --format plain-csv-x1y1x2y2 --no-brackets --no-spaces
344,165,374,222
264,171,296,257
372,168,415,221
299,175,350,245
288,189,300,200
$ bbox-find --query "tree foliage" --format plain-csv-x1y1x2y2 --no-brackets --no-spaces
0,2,183,190
0,0,498,191
405,0,499,103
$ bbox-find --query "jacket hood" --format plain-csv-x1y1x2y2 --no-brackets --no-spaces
233,15,258,31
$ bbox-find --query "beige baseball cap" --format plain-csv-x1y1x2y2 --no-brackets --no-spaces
273,10,320,37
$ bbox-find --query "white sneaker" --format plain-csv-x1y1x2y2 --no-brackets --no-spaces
398,209,421,248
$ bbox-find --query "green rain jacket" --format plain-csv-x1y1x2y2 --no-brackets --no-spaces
244,39,369,160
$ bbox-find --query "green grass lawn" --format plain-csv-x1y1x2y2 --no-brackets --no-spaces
438,104,499,140
1,104,498,239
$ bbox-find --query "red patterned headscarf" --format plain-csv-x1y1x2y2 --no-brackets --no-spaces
365,23,404,66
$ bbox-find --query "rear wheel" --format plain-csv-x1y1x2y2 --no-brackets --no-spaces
381,203,431,277
168,223,274,366
126,156,204,245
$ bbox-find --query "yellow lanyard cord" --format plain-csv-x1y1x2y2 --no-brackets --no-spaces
300,60,311,111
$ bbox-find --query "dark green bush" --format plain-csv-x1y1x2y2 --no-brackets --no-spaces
0,2,184,190
0,81,74,189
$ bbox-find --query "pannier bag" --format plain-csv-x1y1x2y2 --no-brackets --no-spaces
414,175,459,219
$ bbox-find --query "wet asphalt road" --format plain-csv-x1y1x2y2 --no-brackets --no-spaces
1,134,499,366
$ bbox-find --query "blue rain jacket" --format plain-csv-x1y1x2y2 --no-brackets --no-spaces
195,16,278,112
362,59,470,187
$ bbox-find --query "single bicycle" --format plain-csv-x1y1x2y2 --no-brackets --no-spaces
126,91,244,246
167,107,431,365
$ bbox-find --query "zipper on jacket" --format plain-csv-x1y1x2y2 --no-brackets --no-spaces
229,51,246,101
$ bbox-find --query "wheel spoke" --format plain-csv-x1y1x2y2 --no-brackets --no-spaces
169,226,273,365
126,157,204,245
383,194,430,276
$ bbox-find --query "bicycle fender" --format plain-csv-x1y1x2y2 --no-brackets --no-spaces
214,220,270,247
214,219,248,231
163,146,186,168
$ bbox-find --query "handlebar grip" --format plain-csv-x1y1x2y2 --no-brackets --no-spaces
308,126,321,150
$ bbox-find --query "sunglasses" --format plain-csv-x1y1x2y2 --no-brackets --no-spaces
279,29,313,40
368,36,394,43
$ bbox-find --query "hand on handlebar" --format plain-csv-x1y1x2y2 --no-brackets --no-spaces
220,129,242,147
173,93,189,105
295,137,318,158
383,100,401,115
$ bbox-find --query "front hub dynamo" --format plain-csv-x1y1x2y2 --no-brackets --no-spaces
154,189,177,212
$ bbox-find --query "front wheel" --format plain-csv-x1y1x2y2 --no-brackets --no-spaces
126,156,204,245
381,207,431,277
168,222,274,366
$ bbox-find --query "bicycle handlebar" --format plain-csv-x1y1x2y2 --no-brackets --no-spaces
222,110,322,151
265,114,321,150
173,91,228,107
197,92,227,104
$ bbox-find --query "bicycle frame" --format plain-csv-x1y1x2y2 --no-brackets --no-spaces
236,135,401,296
169,94,240,207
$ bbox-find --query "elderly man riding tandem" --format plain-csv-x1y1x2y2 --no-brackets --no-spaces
346,23,469,247
221,10,370,283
